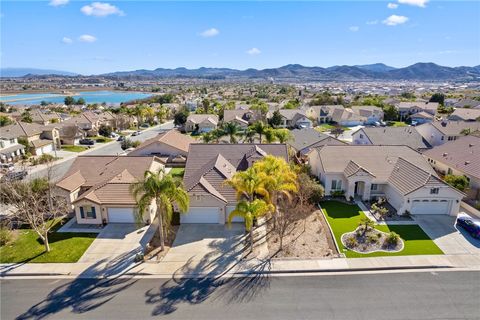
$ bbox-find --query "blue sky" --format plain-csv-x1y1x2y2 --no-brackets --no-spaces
1,1,479,74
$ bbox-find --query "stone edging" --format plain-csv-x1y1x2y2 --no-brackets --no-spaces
340,228,405,254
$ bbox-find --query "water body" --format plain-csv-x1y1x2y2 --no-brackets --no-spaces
0,90,153,105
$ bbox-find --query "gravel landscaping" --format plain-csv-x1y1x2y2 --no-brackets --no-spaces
341,227,404,254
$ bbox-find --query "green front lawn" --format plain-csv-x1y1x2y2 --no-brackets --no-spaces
320,201,443,258
91,136,113,143
315,124,351,132
61,145,88,152
388,121,408,127
0,220,97,263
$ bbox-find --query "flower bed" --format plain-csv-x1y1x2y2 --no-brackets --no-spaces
341,226,404,254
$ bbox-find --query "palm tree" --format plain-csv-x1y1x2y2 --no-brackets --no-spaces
274,129,292,143
253,156,298,220
227,199,273,252
225,167,269,202
131,170,189,251
264,128,278,143
251,121,268,143
201,132,214,143
242,127,256,143
222,122,240,143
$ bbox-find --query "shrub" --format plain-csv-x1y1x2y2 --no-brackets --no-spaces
330,190,345,197
367,234,378,244
31,154,56,165
0,227,14,246
132,141,141,148
345,236,358,248
98,125,112,137
385,232,400,246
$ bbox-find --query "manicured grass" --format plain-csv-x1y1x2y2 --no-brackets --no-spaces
91,136,113,143
0,220,97,263
61,145,88,152
388,121,408,127
320,200,443,258
169,167,185,178
315,124,351,132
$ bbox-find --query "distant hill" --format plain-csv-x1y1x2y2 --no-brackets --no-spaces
101,62,480,81
354,63,397,72
0,68,78,77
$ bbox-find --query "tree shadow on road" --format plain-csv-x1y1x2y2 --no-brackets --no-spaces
145,234,273,316
15,250,141,320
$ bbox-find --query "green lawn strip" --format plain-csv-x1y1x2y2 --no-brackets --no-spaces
91,136,113,143
61,145,88,152
320,200,443,258
0,220,97,263
169,167,185,178
389,121,408,127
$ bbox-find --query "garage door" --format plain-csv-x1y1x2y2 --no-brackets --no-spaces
226,206,244,223
411,200,450,215
108,207,136,223
181,207,221,224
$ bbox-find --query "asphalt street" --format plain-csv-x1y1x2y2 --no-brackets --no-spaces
27,121,174,181
1,271,479,319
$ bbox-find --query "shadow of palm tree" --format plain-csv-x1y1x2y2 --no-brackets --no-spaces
145,231,273,316
15,250,141,320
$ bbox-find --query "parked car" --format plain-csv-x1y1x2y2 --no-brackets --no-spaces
0,163,15,173
109,132,119,138
139,123,149,129
456,214,480,239
1,170,28,182
132,131,142,136
79,138,95,146
117,136,125,142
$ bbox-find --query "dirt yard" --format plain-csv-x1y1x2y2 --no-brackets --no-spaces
266,209,337,259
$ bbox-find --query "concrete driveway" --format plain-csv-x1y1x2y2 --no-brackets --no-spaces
160,224,245,276
414,215,480,255
79,223,155,263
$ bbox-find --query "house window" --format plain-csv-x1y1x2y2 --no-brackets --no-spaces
331,180,342,190
430,188,439,195
441,136,444,141
360,134,364,139
371,184,378,191
80,206,96,219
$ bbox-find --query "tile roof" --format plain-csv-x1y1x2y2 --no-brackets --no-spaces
429,121,480,136
0,122,48,139
289,128,346,151
315,145,436,183
130,129,196,155
184,144,288,203
423,135,480,179
449,108,480,121
357,127,431,150
186,114,219,125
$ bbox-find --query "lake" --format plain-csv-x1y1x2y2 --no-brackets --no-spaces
0,90,153,105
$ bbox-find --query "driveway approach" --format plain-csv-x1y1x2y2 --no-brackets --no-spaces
414,215,480,255
159,224,246,276
79,223,155,264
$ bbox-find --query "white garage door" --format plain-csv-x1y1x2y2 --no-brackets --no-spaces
108,207,136,223
181,207,221,224
226,206,244,223
411,200,450,215
42,144,53,154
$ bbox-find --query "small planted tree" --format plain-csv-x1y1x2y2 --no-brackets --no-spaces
98,125,112,137
227,199,273,252
359,217,375,236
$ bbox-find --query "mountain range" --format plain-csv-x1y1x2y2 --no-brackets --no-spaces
2,63,480,81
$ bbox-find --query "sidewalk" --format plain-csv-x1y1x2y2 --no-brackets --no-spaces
2,253,479,278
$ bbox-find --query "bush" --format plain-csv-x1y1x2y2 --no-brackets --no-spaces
345,236,358,248
0,228,14,246
98,125,113,137
132,141,141,148
330,190,345,197
31,154,56,165
367,234,378,244
385,232,400,246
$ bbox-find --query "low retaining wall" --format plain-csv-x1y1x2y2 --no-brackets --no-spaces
461,201,480,219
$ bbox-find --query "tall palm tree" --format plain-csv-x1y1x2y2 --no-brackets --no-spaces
264,128,278,143
251,121,268,143
131,170,189,251
201,132,214,143
253,156,298,219
225,167,269,202
274,129,292,143
227,199,273,252
222,122,240,143
242,127,256,143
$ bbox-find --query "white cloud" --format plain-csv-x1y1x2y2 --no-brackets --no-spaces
62,37,73,44
349,26,359,32
246,48,261,55
366,20,378,25
398,0,428,7
200,28,219,38
49,0,69,7
382,15,409,26
81,2,124,17
387,3,399,9
79,34,97,42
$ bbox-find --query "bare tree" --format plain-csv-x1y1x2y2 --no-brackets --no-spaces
0,160,68,252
